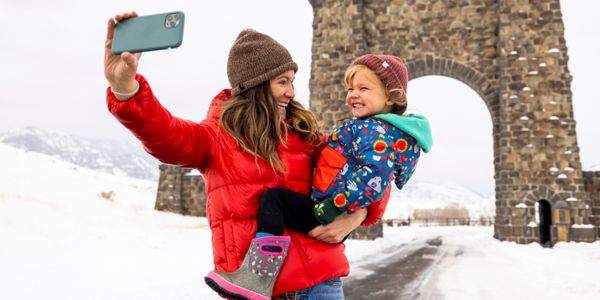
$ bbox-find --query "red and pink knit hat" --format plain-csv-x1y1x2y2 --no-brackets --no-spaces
351,54,408,98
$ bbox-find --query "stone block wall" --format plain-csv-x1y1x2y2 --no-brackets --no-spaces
348,222,383,240
583,171,600,226
570,226,598,243
494,224,540,244
155,164,206,217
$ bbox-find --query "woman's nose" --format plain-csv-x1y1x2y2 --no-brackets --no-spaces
285,85,295,99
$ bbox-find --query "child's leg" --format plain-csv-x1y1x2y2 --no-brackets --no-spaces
206,190,318,299
258,188,322,235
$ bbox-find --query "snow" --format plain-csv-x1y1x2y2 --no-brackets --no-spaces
0,143,211,299
1,143,599,300
572,224,595,228
429,227,600,300
515,203,528,208
548,48,561,53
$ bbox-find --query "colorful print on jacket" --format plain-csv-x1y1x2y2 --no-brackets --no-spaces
311,116,422,213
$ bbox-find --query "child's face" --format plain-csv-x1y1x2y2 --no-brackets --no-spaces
345,69,393,118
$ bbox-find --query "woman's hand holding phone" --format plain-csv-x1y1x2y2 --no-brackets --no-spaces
104,12,142,100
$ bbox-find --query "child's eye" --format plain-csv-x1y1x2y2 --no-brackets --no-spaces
347,88,354,92
360,87,368,91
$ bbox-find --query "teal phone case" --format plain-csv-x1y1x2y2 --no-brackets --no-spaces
111,11,185,54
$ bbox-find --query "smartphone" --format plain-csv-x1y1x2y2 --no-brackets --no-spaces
111,11,185,55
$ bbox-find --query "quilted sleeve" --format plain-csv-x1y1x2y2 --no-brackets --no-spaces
106,74,214,171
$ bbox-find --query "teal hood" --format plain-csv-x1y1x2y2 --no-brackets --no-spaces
374,113,432,153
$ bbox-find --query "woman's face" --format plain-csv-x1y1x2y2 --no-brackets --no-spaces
269,70,296,119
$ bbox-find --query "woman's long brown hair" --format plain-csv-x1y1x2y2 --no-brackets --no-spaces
220,81,322,172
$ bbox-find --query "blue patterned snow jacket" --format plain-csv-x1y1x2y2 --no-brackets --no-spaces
311,113,432,214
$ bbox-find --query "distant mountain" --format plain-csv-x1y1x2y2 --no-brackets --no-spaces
384,181,495,220
0,127,159,180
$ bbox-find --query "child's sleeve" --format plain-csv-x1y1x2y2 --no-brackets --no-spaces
393,137,421,190
361,131,421,225
327,125,398,213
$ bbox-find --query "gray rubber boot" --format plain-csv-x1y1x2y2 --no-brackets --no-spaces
204,235,291,300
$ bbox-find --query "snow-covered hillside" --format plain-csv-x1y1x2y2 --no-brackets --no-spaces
0,127,159,180
0,142,211,299
385,181,495,220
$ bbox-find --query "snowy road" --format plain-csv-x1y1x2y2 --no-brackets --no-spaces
344,226,600,300
344,236,448,300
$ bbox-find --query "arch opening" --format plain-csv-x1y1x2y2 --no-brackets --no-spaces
536,200,552,246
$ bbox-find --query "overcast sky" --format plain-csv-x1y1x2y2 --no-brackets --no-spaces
0,0,598,195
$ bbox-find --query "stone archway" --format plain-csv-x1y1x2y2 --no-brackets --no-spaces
536,199,552,245
308,0,598,243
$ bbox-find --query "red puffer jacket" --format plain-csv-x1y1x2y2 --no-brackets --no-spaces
106,74,390,296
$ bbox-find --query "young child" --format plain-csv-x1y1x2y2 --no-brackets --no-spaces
205,54,432,299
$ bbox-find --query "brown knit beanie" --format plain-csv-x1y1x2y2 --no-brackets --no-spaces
351,54,408,99
227,29,298,96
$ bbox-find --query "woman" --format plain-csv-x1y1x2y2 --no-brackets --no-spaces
103,12,389,299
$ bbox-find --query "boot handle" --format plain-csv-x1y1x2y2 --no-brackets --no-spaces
259,244,285,256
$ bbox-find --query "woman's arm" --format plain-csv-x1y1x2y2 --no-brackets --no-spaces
107,75,214,170
308,209,367,244
104,13,213,171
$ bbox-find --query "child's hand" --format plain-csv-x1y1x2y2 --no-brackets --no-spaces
308,209,367,243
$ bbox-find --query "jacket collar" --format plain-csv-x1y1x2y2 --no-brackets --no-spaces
206,89,232,120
